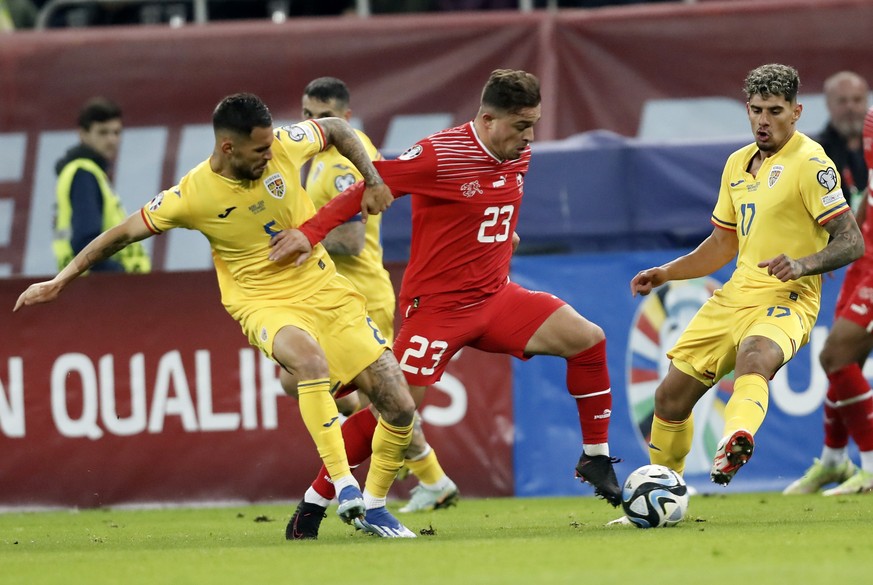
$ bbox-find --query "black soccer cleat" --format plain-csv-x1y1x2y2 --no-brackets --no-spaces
575,453,622,507
286,501,327,540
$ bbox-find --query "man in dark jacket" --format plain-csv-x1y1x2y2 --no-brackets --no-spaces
53,97,150,273
818,71,870,210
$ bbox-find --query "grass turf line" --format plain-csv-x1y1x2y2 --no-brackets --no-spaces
1,493,872,585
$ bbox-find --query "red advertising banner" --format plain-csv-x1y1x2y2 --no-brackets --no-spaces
0,270,512,507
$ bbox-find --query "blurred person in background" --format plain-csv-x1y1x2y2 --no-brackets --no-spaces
286,77,459,541
784,106,873,496
818,71,869,211
53,97,151,273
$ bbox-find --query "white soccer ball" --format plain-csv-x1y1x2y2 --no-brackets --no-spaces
621,464,689,528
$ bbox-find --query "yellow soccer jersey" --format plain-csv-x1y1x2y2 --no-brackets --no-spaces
140,120,335,316
305,129,395,313
711,131,849,307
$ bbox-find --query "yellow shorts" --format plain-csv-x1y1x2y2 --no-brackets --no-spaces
668,292,816,387
366,301,396,344
238,275,391,387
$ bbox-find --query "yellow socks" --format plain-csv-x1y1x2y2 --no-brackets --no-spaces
405,447,446,486
365,418,414,499
649,414,694,475
723,373,769,437
298,378,350,482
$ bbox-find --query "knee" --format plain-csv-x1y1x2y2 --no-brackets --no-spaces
653,385,694,421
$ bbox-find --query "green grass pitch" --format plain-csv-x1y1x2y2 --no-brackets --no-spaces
1,493,872,585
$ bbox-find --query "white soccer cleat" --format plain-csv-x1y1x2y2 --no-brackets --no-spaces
354,507,417,538
398,480,460,513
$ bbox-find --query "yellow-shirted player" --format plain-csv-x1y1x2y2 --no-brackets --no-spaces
15,93,417,539
629,64,864,495
285,78,458,535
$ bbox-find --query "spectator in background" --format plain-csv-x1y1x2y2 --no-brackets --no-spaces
818,71,869,210
53,97,151,273
783,106,873,497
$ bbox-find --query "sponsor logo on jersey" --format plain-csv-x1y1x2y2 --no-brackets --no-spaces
817,167,838,191
730,179,745,188
147,192,164,211
217,206,237,218
850,303,869,315
768,165,783,188
516,173,523,192
492,175,506,188
747,182,760,192
461,180,483,198
249,200,266,214
809,156,828,165
263,173,286,199
398,144,423,160
260,327,269,342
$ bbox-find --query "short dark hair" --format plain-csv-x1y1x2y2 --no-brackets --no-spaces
481,69,541,114
78,97,122,130
212,93,272,136
303,77,350,108
744,64,801,103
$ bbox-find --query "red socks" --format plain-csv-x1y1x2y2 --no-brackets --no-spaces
566,340,612,444
825,364,873,451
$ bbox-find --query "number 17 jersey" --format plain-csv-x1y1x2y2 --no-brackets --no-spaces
375,121,530,309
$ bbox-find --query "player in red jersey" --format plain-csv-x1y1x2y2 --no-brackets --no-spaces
270,69,622,507
784,105,873,496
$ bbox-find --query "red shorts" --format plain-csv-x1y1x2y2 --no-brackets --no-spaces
834,260,873,331
394,281,566,386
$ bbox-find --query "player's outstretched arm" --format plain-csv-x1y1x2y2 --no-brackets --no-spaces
13,212,153,312
316,117,392,221
630,227,738,296
758,211,863,282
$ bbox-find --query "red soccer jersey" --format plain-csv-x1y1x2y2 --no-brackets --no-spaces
378,122,530,307
301,121,531,308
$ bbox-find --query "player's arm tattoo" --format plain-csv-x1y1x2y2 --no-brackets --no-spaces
797,211,864,276
317,118,384,188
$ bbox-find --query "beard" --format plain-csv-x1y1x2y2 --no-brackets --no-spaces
232,161,265,181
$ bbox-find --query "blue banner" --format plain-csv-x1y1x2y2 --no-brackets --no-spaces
510,250,855,496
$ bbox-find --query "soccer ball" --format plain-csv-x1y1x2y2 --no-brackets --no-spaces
621,464,689,528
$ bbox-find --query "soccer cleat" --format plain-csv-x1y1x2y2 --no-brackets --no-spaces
398,480,460,513
710,429,754,486
336,485,366,524
575,453,622,507
286,501,327,540
782,458,857,495
822,469,873,496
353,507,417,538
